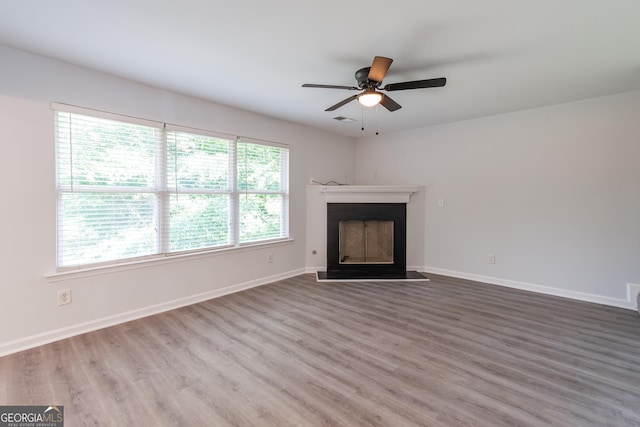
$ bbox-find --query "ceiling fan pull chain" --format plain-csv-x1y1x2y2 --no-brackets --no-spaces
376,105,379,135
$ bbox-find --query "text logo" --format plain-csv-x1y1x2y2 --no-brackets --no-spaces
0,406,64,427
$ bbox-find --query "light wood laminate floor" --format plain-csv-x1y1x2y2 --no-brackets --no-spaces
2,273,640,426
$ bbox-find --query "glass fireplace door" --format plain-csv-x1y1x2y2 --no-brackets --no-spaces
338,220,394,264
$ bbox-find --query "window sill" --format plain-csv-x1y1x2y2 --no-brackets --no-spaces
45,238,294,283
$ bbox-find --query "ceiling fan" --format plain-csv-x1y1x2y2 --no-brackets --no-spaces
302,56,446,112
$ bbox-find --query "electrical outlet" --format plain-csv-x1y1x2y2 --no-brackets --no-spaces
57,289,72,306
267,253,274,263
438,199,445,208
488,254,496,264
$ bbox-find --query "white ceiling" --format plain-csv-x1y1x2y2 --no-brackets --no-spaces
1,1,639,138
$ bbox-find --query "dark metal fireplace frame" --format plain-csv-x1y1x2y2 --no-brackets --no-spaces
326,203,407,279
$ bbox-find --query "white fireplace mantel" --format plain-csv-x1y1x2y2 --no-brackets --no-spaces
319,185,419,203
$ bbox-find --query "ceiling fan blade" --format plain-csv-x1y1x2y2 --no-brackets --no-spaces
383,77,447,91
380,94,402,112
302,83,359,90
368,56,393,83
325,94,358,111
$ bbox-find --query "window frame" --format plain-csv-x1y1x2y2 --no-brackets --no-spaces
235,137,290,246
53,103,290,271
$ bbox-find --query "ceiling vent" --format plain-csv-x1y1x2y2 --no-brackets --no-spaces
333,116,356,123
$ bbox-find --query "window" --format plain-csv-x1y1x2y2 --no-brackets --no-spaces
236,139,289,243
166,129,233,252
54,105,289,269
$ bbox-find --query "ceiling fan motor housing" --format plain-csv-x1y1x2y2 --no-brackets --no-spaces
356,67,378,88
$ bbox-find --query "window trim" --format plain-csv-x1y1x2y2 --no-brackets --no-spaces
52,102,291,272
45,238,295,282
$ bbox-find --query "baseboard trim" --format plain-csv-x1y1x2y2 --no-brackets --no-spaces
628,283,640,312
422,266,637,311
0,268,306,357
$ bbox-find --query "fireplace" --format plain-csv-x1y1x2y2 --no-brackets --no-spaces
325,203,407,279
311,185,426,281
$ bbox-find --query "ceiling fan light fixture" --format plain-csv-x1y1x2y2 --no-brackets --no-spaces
358,90,383,107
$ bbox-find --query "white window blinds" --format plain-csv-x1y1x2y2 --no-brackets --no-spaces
55,111,163,267
166,129,234,252
54,106,289,269
237,139,289,243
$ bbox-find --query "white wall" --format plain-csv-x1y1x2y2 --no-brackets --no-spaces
355,90,640,307
0,44,355,355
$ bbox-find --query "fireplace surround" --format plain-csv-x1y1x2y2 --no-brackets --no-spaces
314,185,426,281
326,203,406,278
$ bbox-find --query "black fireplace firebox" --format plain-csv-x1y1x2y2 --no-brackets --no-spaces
324,203,408,279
